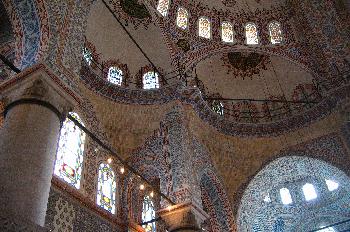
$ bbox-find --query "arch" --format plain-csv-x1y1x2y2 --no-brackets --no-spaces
176,7,189,30
245,22,259,45
268,21,283,44
221,21,234,43
237,156,350,232
54,112,86,189
200,169,236,232
2,0,49,69
198,17,211,39
97,163,117,214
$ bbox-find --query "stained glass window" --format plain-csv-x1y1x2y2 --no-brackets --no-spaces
268,21,283,44
198,17,211,39
176,7,188,30
302,183,317,201
280,188,292,205
54,112,86,189
143,71,159,89
142,195,156,232
212,101,224,116
83,47,93,65
157,0,170,17
245,23,259,45
107,67,123,85
97,163,116,214
221,22,234,43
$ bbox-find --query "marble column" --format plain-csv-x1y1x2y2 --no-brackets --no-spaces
0,66,76,227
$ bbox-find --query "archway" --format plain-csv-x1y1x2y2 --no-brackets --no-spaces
237,156,350,231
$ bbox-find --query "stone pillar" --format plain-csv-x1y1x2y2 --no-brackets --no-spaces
0,65,76,227
158,202,208,232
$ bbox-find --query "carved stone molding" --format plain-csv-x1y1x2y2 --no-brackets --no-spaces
158,202,209,232
0,63,80,116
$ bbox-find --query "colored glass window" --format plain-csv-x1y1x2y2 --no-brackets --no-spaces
269,21,283,44
142,195,156,232
176,7,188,30
97,163,116,214
83,47,93,65
302,183,317,201
245,23,259,45
54,112,86,189
325,179,339,191
157,0,170,17
212,101,224,116
221,22,234,43
198,17,211,39
107,67,123,85
143,71,159,89
280,188,292,205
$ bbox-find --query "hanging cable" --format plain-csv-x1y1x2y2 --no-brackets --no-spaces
100,0,168,85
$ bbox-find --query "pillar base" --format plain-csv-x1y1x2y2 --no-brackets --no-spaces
157,202,209,232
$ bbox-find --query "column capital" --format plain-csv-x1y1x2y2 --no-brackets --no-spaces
0,63,80,119
157,202,209,232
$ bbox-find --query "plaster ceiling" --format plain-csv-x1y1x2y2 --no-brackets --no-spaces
195,52,315,100
85,0,174,76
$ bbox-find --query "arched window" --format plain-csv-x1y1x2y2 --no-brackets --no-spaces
97,163,116,214
83,47,93,65
54,112,86,189
143,71,159,89
279,188,292,205
176,7,189,30
107,67,123,85
268,21,283,44
302,183,317,201
325,179,339,191
142,195,156,232
198,17,211,39
221,22,234,43
157,0,170,17
245,23,259,45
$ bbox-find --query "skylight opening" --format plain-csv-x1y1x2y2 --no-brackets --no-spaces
326,179,339,191
302,183,318,201
280,188,292,205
